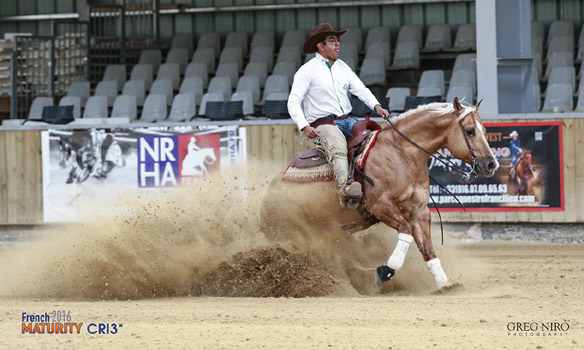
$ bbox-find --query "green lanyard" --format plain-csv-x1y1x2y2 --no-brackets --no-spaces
326,60,345,114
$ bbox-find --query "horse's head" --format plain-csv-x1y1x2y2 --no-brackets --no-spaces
203,148,217,164
446,98,499,177
520,150,533,165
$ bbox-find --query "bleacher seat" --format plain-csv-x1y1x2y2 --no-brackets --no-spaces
272,61,296,87
236,76,261,103
389,41,419,70
396,24,423,49
282,29,305,47
446,23,476,52
244,62,268,88
150,79,173,106
185,62,209,87
577,24,584,63
342,58,357,71
365,26,390,51
386,87,411,112
205,101,243,121
417,87,442,98
208,77,232,101
59,96,81,119
359,57,386,86
404,95,441,111
422,24,452,52
343,28,363,52
545,51,573,78
532,82,541,112
533,53,542,79
542,83,572,112
251,30,274,49
531,21,544,42
250,46,275,71
199,93,224,116
350,97,371,117
122,80,146,107
225,31,249,56
130,64,153,91
446,85,474,105
547,20,574,47
547,36,574,61
192,48,216,74
365,41,390,67
532,36,543,57
219,47,244,72
277,45,301,68
231,92,254,116
548,66,576,92
450,70,477,96
141,95,167,122
197,32,221,59
171,32,194,56
304,53,315,63
138,49,162,74
67,81,90,107
168,94,196,121
166,48,189,75
95,80,118,107
111,95,137,120
156,63,180,90
453,53,476,72
262,75,289,102
83,96,108,119
102,64,126,91
216,62,240,89
338,42,358,67
418,70,445,96
263,92,290,119
179,77,204,105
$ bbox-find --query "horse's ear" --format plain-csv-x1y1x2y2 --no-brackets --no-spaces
453,97,463,113
475,99,483,112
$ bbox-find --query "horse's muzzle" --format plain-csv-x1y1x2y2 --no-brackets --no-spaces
477,157,499,177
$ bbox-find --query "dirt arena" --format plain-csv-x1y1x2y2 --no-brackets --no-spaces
0,171,582,349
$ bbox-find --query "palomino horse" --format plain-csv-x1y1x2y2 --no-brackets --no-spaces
508,150,536,195
261,98,499,291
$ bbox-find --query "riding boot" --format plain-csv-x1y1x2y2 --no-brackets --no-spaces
340,180,362,210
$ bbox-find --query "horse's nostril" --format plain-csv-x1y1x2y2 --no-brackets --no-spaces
487,161,496,170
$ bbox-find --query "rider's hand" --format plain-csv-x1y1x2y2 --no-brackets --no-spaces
374,104,390,120
519,148,523,153
302,126,321,139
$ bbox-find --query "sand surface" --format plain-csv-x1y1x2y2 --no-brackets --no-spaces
1,242,582,350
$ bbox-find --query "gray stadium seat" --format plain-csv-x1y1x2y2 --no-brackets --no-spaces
389,41,419,70
339,42,359,68
532,52,542,79
251,30,274,49
446,85,474,105
192,48,216,74
263,92,290,119
67,81,90,107
446,23,476,52
545,51,573,78
272,61,296,87
418,70,445,96
359,57,386,86
547,20,574,47
150,79,173,106
531,36,543,58
139,49,162,74
141,94,167,122
282,29,305,47
197,32,221,59
231,91,254,116
208,77,232,101
225,31,249,56
171,32,194,56
548,66,576,92
219,47,244,72
453,53,476,72
111,95,137,120
83,96,108,119
262,75,289,102
199,92,224,116
343,27,363,52
542,83,573,112
422,24,452,52
386,87,411,112
130,64,153,91
216,62,240,89
95,80,118,107
276,45,301,68
236,75,261,103
102,64,126,91
169,94,196,121
122,80,146,107
59,96,81,119
341,57,356,71
365,26,391,51
179,77,204,105
304,53,315,63
165,48,189,75
250,46,274,71
156,63,180,90
244,62,268,88
365,41,391,67
184,62,209,87
450,70,477,96
417,86,442,98
531,21,544,41
546,36,574,61
397,24,423,49
532,82,541,112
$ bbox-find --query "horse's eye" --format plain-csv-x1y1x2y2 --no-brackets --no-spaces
466,129,475,137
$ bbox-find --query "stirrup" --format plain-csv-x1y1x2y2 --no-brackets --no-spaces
340,181,362,210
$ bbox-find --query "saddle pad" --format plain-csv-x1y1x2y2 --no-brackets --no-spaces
281,162,334,182
354,130,380,170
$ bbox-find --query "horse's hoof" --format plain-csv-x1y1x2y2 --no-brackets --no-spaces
375,265,395,285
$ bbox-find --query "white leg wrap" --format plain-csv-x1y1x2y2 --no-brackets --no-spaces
386,233,414,270
426,258,450,289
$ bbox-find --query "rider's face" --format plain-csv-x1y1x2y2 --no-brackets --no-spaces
512,135,518,141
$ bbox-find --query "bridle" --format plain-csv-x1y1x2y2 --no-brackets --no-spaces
457,114,480,180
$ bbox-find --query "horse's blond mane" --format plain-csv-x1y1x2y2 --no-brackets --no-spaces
393,102,476,122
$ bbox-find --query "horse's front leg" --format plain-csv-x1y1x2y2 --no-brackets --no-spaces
411,208,450,290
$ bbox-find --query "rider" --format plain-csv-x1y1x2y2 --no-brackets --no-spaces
509,130,523,177
287,23,390,209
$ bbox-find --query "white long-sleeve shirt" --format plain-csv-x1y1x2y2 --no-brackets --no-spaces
287,53,380,130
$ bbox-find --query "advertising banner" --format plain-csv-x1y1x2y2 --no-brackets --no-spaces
42,125,246,222
428,122,563,211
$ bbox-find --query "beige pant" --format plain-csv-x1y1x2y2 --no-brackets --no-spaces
316,124,348,187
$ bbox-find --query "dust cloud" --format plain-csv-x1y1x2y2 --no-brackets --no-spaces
0,165,487,300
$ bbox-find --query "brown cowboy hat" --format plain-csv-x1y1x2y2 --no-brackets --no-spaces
303,23,347,54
